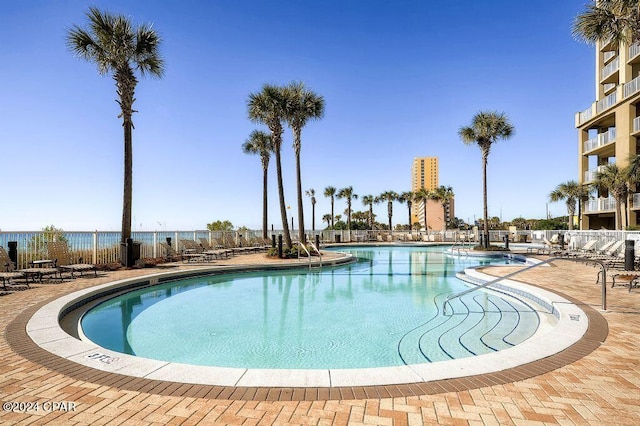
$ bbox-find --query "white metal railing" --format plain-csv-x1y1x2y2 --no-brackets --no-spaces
578,106,593,124
601,56,619,80
630,43,640,61
604,50,616,62
583,128,616,152
624,74,640,98
634,116,640,133
603,82,616,93
596,92,617,113
633,193,640,208
584,165,607,182
585,197,617,213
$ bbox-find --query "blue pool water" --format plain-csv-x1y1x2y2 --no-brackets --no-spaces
81,246,539,369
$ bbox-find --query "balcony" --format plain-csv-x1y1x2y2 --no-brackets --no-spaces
583,128,616,153
624,75,640,98
604,51,617,63
604,82,616,94
630,43,640,63
584,166,606,182
633,193,640,209
601,36,615,51
585,197,616,213
634,116,640,135
596,92,617,113
601,56,619,82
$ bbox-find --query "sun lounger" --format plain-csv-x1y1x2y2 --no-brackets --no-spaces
199,238,232,258
177,240,214,262
0,247,27,290
47,241,96,278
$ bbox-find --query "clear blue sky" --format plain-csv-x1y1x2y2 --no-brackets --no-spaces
1,0,594,232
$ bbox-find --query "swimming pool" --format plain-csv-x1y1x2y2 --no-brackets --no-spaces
79,246,544,370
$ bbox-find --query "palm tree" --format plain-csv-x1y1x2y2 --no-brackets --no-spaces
67,7,164,261
375,191,399,233
337,187,358,230
592,163,630,229
549,180,584,230
361,195,375,229
433,186,455,230
305,188,317,233
322,214,332,228
459,111,514,248
247,84,292,249
398,191,414,232
242,130,273,239
573,0,640,47
283,82,325,243
324,186,337,228
413,188,433,232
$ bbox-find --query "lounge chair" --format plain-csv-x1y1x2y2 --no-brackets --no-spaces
199,238,232,258
0,247,27,290
47,241,96,278
179,239,222,261
566,239,598,257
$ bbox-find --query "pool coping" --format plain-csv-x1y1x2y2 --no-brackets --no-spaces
7,253,608,401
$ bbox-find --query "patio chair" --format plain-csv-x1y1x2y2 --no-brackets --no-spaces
46,241,97,278
179,239,219,261
199,238,232,258
0,247,27,290
566,239,598,257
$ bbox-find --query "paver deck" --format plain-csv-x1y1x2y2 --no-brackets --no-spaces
1,251,639,425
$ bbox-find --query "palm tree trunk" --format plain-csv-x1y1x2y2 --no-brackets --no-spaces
121,121,132,244
274,147,292,249
407,202,412,231
388,203,392,233
331,198,334,228
482,153,489,248
311,202,315,233
294,147,305,243
262,166,268,239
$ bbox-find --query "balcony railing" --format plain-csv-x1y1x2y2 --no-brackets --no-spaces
578,106,593,125
630,43,640,61
634,116,640,134
603,82,616,93
596,92,617,113
633,193,640,208
586,197,617,213
583,128,616,152
601,56,619,81
584,165,607,183
604,51,617,62
624,75,640,98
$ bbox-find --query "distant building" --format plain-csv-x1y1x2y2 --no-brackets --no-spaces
410,157,454,231
576,35,640,229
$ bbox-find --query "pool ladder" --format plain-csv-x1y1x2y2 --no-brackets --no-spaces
297,241,323,271
443,256,608,315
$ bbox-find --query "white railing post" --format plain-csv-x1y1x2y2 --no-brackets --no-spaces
92,231,98,264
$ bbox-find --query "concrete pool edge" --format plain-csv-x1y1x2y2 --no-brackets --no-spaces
10,255,607,400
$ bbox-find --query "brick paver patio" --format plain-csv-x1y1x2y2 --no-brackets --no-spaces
1,252,639,425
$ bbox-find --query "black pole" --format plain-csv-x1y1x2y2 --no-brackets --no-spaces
278,235,283,258
7,241,17,266
625,239,635,270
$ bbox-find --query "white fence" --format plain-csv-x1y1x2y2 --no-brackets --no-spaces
3,229,640,269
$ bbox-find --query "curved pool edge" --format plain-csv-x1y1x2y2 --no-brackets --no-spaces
20,252,600,392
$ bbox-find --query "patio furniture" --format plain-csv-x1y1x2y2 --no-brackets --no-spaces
47,241,97,278
0,247,27,290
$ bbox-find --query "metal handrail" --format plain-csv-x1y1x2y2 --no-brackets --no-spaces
307,241,322,270
443,257,608,314
297,241,312,271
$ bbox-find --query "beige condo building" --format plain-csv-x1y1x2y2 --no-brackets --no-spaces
576,36,640,229
410,157,454,230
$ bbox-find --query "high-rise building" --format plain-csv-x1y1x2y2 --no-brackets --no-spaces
410,157,454,230
411,157,439,192
575,34,640,229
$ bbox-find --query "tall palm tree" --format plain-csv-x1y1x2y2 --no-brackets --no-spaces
592,163,630,229
413,188,433,232
67,7,164,259
549,180,583,230
337,187,358,230
459,111,515,248
573,0,640,47
242,130,273,239
433,185,455,230
398,191,414,231
361,195,375,229
375,191,399,233
283,82,325,243
305,188,317,233
324,186,337,228
247,84,292,249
